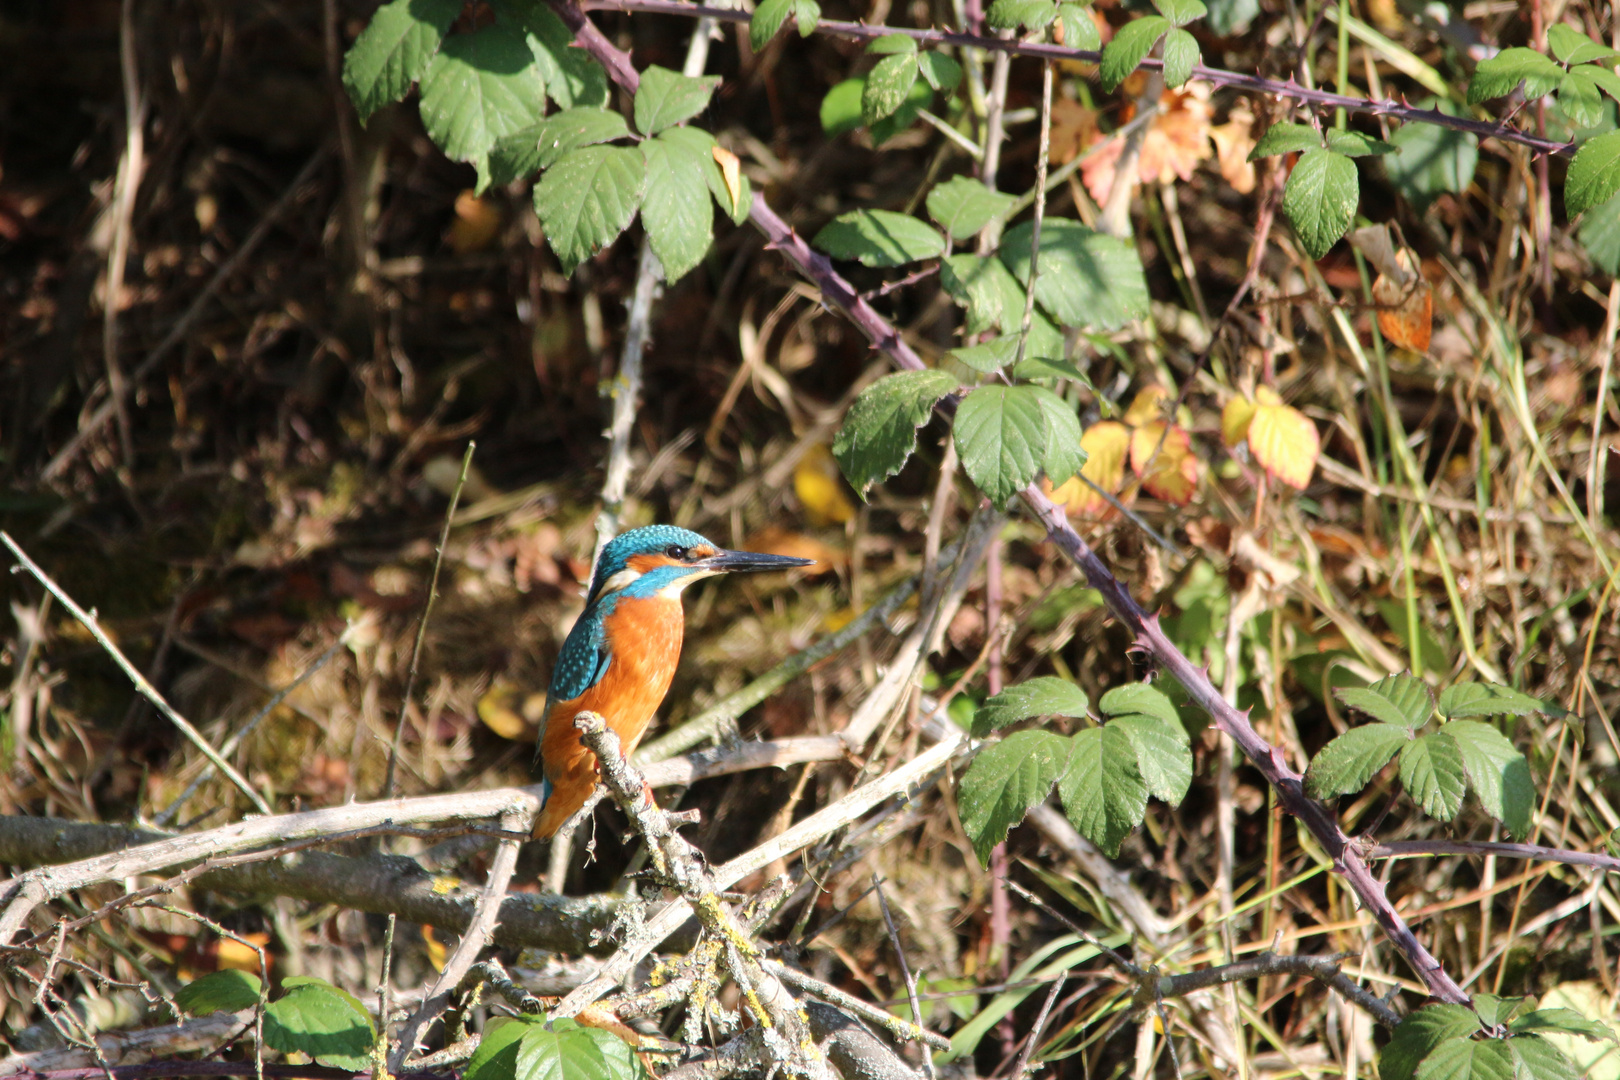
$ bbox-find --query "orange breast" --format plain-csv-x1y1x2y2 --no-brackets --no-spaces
534,596,684,838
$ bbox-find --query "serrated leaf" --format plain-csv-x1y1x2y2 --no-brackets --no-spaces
1385,99,1477,208
466,1016,541,1080
490,108,632,186
1056,4,1102,50
751,0,821,50
864,50,921,124
988,0,1058,29
342,0,463,125
1110,713,1191,804
1000,219,1149,331
832,369,960,494
1468,46,1565,104
1558,68,1608,129
1325,127,1395,157
927,176,1017,241
1416,1034,1517,1080
1152,0,1207,26
500,0,609,109
958,730,1073,864
954,384,1048,507
949,335,1021,373
1509,1035,1583,1080
640,131,714,282
1161,28,1199,87
1099,683,1182,730
973,676,1090,737
1443,720,1533,837
1249,121,1324,160
1282,148,1358,259
1304,722,1408,798
1511,1009,1618,1042
1057,725,1148,857
1400,730,1468,820
1549,25,1618,66
815,209,944,267
918,50,963,92
1568,130,1620,218
533,145,646,273
1335,673,1434,728
176,970,262,1016
634,66,722,136
1472,994,1529,1028
1013,355,1092,386
1579,61,1620,103
263,979,375,1072
419,24,548,166
1382,1007,1487,1080
1033,386,1086,486
1437,682,1551,719
514,1019,615,1080
941,255,1064,356
1247,398,1320,489
1100,16,1170,91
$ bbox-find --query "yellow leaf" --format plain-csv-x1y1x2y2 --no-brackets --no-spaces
794,443,857,526
1254,384,1282,406
1248,401,1320,489
217,933,270,975
1222,395,1256,446
1049,421,1130,516
711,145,743,215
1123,385,1172,427
422,926,446,972
1130,422,1199,505
477,681,544,742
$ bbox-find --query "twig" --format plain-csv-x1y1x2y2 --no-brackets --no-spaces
103,0,146,472
386,440,474,798
1009,972,1066,1079
1370,839,1620,873
871,875,937,1078
1,532,269,816
1012,58,1054,367
762,960,951,1052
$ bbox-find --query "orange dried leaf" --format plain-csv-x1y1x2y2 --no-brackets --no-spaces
216,933,271,975
712,145,743,214
1222,395,1257,446
1081,83,1212,203
1209,102,1257,194
1372,272,1433,352
1248,401,1320,489
448,191,502,254
1130,422,1199,505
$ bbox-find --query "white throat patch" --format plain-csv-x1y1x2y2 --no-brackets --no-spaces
600,568,642,594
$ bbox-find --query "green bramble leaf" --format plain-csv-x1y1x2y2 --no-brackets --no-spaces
1436,681,1553,719
988,0,1057,30
1099,683,1183,729
634,66,722,136
864,37,922,124
1304,722,1407,799
1384,100,1477,208
1032,385,1086,486
1381,1006,1486,1080
927,176,1017,241
1568,130,1620,218
1558,67,1607,129
814,209,944,267
953,384,1048,507
532,145,647,273
918,50,963,92
1442,720,1533,837
750,0,821,51
958,730,1073,864
465,1016,539,1080
1579,191,1620,271
489,107,632,185
1510,1009,1618,1042
418,23,547,169
1576,60,1620,102
1013,355,1094,387
1281,148,1358,259
1337,672,1434,729
1508,1035,1582,1080
973,676,1090,737
948,335,1021,374
1468,46,1564,104
1548,24,1619,66
341,0,463,125
1471,993,1529,1028
640,129,715,282
1057,725,1148,857
499,0,609,110
1325,127,1395,157
514,1017,645,1080
1399,730,1467,820
263,977,375,1073
1152,0,1207,26
999,218,1150,331
176,970,262,1016
941,255,1065,357
1100,16,1170,92
820,78,866,135
1249,121,1324,160
1415,1036,1517,1080
1056,4,1102,50
1160,28,1199,88
1109,713,1191,804
832,369,961,495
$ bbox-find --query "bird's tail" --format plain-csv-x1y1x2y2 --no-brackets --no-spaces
530,777,555,839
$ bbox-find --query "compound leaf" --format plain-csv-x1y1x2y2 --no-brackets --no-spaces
1336,672,1434,729
342,0,463,124
1381,1007,1486,1080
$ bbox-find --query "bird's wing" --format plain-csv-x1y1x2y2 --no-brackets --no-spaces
532,603,614,771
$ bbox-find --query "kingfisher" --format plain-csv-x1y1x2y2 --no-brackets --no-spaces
531,524,812,839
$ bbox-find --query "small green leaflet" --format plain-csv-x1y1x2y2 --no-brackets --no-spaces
958,730,1072,864
1013,355,1093,386
176,970,262,1016
1032,386,1086,486
1099,683,1182,728
864,36,921,124
1399,731,1468,820
1056,4,1102,51
1249,121,1324,160
1414,1037,1517,1080
948,335,1021,373
927,175,1017,241
1336,673,1434,728
1508,1036,1582,1080
1100,15,1170,92
341,0,463,125
1281,148,1358,259
919,51,963,92
814,209,944,267
514,1017,647,1080
500,0,609,110
533,145,647,273
1324,127,1395,157
465,1016,536,1080
1057,725,1148,858
1161,28,1199,87
1566,130,1620,218
750,0,822,51
1380,1006,1487,1080
1152,0,1207,27
1468,46,1565,104
1304,722,1407,799
489,108,632,186
640,129,715,282
1557,68,1607,129
820,76,932,142
1472,993,1528,1028
634,66,722,136
1384,100,1477,208
418,23,547,168
832,369,960,495
1109,713,1191,804
1436,681,1551,719
999,219,1150,331
263,977,376,1073
954,385,1046,507
988,0,1058,30
1510,1009,1619,1042
941,254,1063,357
1548,24,1620,65
1443,720,1533,837
972,676,1089,737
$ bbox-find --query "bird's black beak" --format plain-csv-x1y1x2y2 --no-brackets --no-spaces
702,548,815,573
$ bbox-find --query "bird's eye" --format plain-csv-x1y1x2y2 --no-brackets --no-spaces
665,545,689,560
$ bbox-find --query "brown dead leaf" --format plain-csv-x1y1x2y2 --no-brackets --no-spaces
1209,101,1257,194
448,190,502,254
1081,83,1213,203
712,145,743,215
1371,248,1433,353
